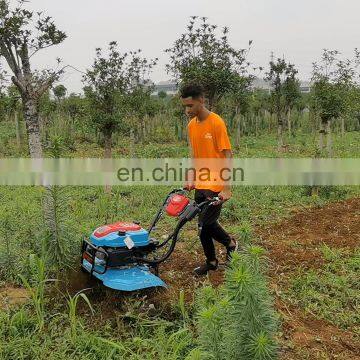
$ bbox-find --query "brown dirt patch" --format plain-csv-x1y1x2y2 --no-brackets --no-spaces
276,299,360,360
0,286,30,310
256,197,360,359
155,241,226,304
257,197,360,275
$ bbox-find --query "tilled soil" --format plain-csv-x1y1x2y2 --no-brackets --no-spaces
257,197,360,360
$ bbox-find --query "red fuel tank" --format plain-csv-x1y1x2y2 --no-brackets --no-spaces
94,222,142,238
165,194,190,217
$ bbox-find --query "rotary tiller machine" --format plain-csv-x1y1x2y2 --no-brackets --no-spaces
81,189,219,291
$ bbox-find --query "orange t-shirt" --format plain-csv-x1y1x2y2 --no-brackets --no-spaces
187,112,232,192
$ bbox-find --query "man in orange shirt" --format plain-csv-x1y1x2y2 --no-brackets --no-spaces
181,84,238,276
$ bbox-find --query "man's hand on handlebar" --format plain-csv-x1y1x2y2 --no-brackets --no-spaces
210,190,232,206
183,182,195,191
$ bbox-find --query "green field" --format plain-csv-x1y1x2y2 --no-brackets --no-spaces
0,125,359,359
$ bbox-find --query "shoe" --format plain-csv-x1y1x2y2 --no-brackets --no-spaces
193,259,219,276
226,238,239,263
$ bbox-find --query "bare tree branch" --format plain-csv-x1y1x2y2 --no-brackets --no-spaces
0,39,20,75
36,64,69,97
29,43,57,59
11,74,25,93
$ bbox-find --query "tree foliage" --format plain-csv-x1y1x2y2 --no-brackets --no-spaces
0,0,67,99
166,16,252,109
266,58,300,120
83,41,157,139
265,57,301,147
311,49,359,122
52,84,66,101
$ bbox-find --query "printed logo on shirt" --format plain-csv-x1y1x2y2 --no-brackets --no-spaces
204,132,213,139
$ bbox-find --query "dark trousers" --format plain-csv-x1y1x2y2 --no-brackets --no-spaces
195,189,232,262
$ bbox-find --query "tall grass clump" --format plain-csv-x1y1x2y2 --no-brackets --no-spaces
67,290,94,341
0,214,17,281
195,246,279,360
43,185,72,269
43,135,72,270
195,286,229,360
19,254,48,330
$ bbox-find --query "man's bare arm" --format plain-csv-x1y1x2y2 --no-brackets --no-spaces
218,149,233,202
184,134,195,190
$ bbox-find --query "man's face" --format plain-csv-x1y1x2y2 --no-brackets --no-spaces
181,96,204,118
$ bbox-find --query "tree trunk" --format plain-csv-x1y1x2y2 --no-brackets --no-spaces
104,131,112,159
319,121,325,152
277,114,283,152
309,110,316,135
326,120,332,157
21,95,61,254
174,121,179,140
130,128,135,157
142,121,146,140
312,117,322,197
287,108,292,138
235,116,241,148
277,123,283,151
268,113,272,133
14,110,22,149
22,97,43,158
311,186,319,197
208,94,217,112
103,129,112,194
255,115,258,137
341,117,345,137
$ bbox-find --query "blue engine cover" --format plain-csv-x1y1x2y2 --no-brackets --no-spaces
82,259,167,291
82,221,167,291
90,221,149,248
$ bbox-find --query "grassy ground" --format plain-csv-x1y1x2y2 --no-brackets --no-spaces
0,125,359,359
289,246,359,333
1,118,359,158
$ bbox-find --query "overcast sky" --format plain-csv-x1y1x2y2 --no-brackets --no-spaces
5,0,360,93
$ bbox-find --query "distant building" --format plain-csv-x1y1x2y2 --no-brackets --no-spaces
151,78,311,96
250,78,272,93
250,77,312,94
299,81,311,93
151,80,178,96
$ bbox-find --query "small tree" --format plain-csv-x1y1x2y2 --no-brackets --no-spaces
195,248,278,360
0,1,72,266
266,57,300,150
283,73,301,137
52,84,66,102
0,0,67,158
125,85,161,143
83,41,157,159
218,77,252,145
166,16,252,110
311,49,358,155
158,90,167,99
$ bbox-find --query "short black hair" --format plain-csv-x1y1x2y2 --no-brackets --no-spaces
180,83,204,99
